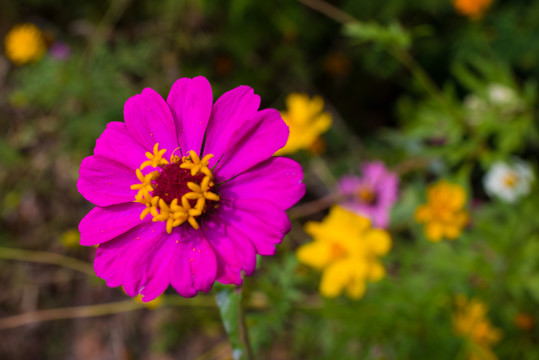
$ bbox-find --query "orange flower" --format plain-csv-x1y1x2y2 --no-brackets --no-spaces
4,23,46,65
414,181,469,242
514,313,535,331
453,295,501,360
453,0,493,19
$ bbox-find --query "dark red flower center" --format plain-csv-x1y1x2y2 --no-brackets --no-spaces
151,163,218,211
131,145,220,232
152,163,205,204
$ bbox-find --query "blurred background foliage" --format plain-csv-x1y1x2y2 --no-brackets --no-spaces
1,0,539,359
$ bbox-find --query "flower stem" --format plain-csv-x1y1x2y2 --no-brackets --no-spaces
289,157,430,220
0,295,216,330
388,47,463,125
297,0,355,24
215,285,254,360
0,299,144,330
237,292,254,360
288,193,344,219
0,292,321,330
298,0,465,126
0,247,95,276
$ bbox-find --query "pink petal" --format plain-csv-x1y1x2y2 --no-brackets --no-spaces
122,224,176,301
78,156,137,206
93,221,171,302
166,76,213,155
124,88,179,154
367,207,389,228
203,86,288,179
79,203,146,246
338,176,363,195
202,218,257,285
219,157,305,210
362,161,387,183
376,176,399,206
170,227,218,297
93,122,148,170
203,86,260,164
217,199,291,255
212,108,289,180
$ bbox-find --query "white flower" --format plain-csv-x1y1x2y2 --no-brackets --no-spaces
483,160,534,203
464,83,524,126
463,94,487,125
487,83,519,106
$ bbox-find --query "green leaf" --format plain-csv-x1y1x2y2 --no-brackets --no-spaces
343,21,411,50
215,285,252,360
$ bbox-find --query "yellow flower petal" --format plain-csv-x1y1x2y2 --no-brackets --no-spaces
275,93,332,155
414,205,431,222
296,241,334,270
416,181,468,242
319,260,352,298
425,222,444,242
367,261,386,282
298,205,391,299
363,229,392,255
346,277,367,299
453,295,501,359
444,225,462,240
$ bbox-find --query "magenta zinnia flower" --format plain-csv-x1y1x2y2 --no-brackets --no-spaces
78,76,305,301
338,161,398,228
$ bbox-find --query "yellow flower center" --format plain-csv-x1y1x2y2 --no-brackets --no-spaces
354,186,376,205
503,172,519,188
329,242,347,260
4,23,46,65
131,144,220,233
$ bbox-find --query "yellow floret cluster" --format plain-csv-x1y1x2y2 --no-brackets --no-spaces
276,93,332,155
414,181,469,242
297,206,391,299
131,144,219,233
453,0,493,19
453,295,502,360
4,23,46,65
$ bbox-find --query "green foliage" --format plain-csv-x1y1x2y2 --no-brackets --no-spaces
344,21,411,50
2,0,539,359
216,285,250,360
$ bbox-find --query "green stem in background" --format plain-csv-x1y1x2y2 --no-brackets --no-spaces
0,294,219,330
388,47,464,126
81,0,131,66
288,157,431,220
389,48,448,109
288,192,344,220
454,340,469,360
0,299,144,330
215,285,254,360
0,292,321,330
0,247,95,276
298,0,466,127
297,0,356,24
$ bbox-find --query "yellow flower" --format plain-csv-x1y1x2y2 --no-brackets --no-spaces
4,23,46,65
275,93,332,155
414,181,469,242
453,295,501,360
134,294,162,309
297,206,391,299
60,229,80,248
452,0,493,19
